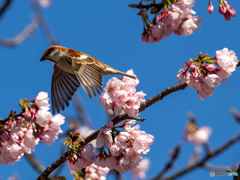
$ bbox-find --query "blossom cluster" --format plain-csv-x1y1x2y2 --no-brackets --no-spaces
67,144,95,171
208,1,236,21
67,120,154,175
142,0,202,43
99,69,146,117
0,92,64,165
85,163,110,180
177,48,238,100
184,119,212,144
95,120,154,174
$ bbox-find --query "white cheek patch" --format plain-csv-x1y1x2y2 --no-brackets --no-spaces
51,50,67,61
79,55,88,60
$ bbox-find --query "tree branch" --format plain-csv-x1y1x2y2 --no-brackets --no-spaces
202,162,238,172
162,133,240,180
0,0,13,21
29,0,57,45
0,17,40,47
153,144,181,180
72,93,93,128
24,153,52,180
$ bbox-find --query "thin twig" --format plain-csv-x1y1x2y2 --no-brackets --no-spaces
24,153,53,180
29,0,57,45
0,17,40,47
152,144,181,180
0,0,13,20
231,107,240,124
162,133,240,180
72,93,93,128
131,117,145,122
203,163,238,172
203,142,211,154
53,141,66,178
129,2,163,10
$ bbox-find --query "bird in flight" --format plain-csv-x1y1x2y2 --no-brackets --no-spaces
40,45,137,114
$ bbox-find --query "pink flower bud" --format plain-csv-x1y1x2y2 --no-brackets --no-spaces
205,64,217,71
207,2,214,14
219,4,227,14
229,7,236,17
25,108,31,119
224,12,231,21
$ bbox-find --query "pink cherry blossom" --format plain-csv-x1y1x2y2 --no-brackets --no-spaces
99,77,121,108
207,2,214,14
197,82,214,100
205,64,217,71
67,144,94,171
35,92,50,111
179,0,196,8
133,131,154,154
179,16,202,36
100,70,145,117
177,69,189,84
35,109,52,127
81,144,94,161
204,74,222,88
218,1,236,21
85,163,110,180
123,120,137,132
49,114,65,133
185,126,212,144
132,158,150,179
216,70,230,83
41,128,58,145
96,121,113,148
216,48,238,73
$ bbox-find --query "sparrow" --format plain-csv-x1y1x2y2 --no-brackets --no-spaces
40,45,137,114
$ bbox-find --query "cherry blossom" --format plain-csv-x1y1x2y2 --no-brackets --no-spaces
177,48,238,100
0,92,65,165
94,120,154,174
96,121,113,148
35,92,50,111
85,163,110,180
132,158,150,179
218,1,236,21
100,70,146,117
216,48,238,73
67,144,94,171
207,2,214,14
142,0,202,43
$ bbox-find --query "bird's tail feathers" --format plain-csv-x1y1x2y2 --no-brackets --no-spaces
116,71,138,79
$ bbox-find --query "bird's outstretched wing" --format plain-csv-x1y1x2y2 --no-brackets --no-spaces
69,56,103,99
51,65,80,114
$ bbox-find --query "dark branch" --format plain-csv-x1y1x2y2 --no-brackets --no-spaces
0,0,13,20
24,153,52,180
72,93,93,128
203,163,238,172
153,144,181,180
162,133,240,180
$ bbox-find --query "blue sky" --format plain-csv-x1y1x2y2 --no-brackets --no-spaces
0,0,240,179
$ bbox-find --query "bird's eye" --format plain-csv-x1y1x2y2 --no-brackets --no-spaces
44,48,53,57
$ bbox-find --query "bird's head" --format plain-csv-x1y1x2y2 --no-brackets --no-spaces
40,45,68,63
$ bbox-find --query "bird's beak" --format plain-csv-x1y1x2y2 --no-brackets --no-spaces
40,56,47,61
